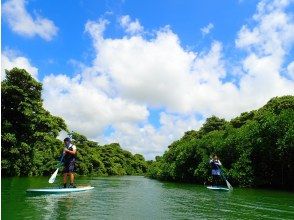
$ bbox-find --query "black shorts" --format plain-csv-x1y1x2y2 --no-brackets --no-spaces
63,159,76,173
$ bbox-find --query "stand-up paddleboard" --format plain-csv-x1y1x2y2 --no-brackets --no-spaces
207,186,230,191
27,186,94,194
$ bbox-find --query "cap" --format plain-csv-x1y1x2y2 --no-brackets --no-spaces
64,137,71,142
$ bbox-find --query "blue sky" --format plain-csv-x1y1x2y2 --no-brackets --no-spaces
3,0,260,79
2,0,294,159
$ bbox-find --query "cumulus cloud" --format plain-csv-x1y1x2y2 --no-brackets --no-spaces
236,0,294,57
119,15,143,35
2,0,58,41
1,50,38,80
43,73,149,138
86,21,197,112
100,113,203,158
84,19,246,118
43,18,232,158
43,1,294,159
201,23,214,36
236,0,294,109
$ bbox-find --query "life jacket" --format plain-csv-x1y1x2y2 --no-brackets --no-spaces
210,160,221,170
63,144,77,163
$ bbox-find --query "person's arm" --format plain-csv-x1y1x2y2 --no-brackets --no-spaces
64,145,77,155
209,159,213,165
215,160,222,166
64,149,76,155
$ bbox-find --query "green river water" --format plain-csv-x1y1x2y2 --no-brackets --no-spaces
2,176,294,220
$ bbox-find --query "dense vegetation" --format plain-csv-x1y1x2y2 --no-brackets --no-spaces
147,96,294,190
70,132,147,176
1,68,147,177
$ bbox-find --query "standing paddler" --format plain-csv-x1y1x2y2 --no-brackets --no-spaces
209,154,222,187
62,137,77,188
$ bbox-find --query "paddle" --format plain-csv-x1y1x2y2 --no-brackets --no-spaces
48,154,64,184
218,166,233,190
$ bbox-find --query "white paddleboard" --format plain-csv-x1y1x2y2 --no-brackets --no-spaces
27,186,94,194
207,186,230,191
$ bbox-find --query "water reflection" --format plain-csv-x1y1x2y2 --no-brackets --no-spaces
2,176,294,220
25,191,94,220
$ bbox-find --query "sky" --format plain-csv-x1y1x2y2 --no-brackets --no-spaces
2,0,294,160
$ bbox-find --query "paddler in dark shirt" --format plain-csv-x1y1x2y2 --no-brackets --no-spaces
62,137,77,188
209,154,222,187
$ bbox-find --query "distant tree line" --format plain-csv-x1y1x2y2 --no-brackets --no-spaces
147,96,294,190
1,68,147,177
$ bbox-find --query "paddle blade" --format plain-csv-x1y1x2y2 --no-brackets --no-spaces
48,168,59,183
225,179,233,190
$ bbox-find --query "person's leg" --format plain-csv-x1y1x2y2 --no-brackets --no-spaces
212,175,217,186
63,173,68,188
69,173,76,188
68,161,75,187
217,175,222,186
70,172,74,184
68,160,76,187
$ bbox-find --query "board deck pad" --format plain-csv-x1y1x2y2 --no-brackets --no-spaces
207,186,230,191
26,186,94,194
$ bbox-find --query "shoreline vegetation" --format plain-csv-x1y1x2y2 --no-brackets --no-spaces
2,68,294,190
146,96,294,190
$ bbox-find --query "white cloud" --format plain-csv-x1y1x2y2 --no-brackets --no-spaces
85,20,246,118
43,1,294,159
2,0,58,41
236,0,294,57
87,22,197,112
43,18,234,159
236,0,294,109
201,23,214,36
100,113,202,158
1,50,38,80
43,74,149,138
119,15,144,35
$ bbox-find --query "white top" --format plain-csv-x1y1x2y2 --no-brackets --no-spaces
210,159,222,166
64,144,76,151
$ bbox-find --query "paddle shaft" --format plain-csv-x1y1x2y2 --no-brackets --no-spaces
48,153,65,183
216,164,233,189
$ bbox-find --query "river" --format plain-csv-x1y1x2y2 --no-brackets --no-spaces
2,176,294,219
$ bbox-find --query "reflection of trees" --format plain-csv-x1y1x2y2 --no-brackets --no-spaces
44,194,74,220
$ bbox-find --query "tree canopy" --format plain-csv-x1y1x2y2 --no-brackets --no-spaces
147,96,294,190
2,68,67,176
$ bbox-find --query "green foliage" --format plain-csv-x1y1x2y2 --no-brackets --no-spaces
147,96,294,190
73,137,148,176
1,68,148,177
1,68,67,176
199,116,228,135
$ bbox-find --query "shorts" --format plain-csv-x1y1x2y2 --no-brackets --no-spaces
212,169,221,176
63,159,76,173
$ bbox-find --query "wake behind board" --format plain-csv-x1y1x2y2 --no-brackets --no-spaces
26,186,94,194
207,186,230,191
